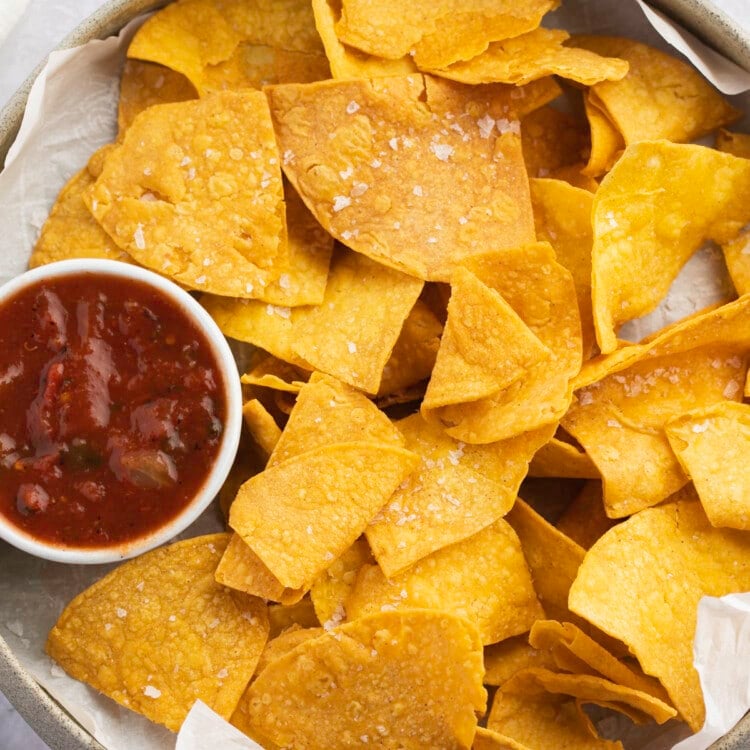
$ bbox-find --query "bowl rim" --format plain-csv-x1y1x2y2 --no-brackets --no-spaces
0,0,749,749
0,258,243,565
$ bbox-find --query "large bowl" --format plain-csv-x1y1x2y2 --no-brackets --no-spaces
1,1,749,749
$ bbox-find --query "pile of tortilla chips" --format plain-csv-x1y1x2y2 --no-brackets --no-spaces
38,0,750,747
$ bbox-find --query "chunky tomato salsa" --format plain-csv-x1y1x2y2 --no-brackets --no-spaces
0,273,226,548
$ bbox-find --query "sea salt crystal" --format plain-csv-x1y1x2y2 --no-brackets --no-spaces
412,185,423,197
692,422,710,434
279,274,291,289
116,608,128,619
143,686,161,699
430,142,454,161
195,275,206,285
339,166,354,180
333,195,352,211
347,341,357,354
477,114,495,138
133,224,146,250
346,100,360,114
217,668,229,679
351,182,369,197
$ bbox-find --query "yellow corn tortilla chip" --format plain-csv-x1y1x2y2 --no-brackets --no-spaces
30,148,133,268
254,625,326,679
46,534,268,731
312,0,417,79
426,242,582,443
666,402,750,529
310,537,373,625
582,93,623,177
232,610,486,749
521,105,589,179
291,249,424,393
428,28,628,87
242,399,281,458
216,533,305,604
549,162,600,192
529,620,670,703
117,60,197,135
571,36,740,144
722,229,750,296
423,267,550,410
348,520,544,645
503,668,676,724
241,355,309,393
268,74,537,282
569,497,750,730
530,178,596,358
563,346,747,517
366,412,553,577
230,442,419,589
717,129,750,159
268,598,319,638
555,481,616,548
269,373,405,467
483,635,556,687
488,677,622,750
473,727,533,750
528,437,599,479
87,92,288,297
591,141,750,354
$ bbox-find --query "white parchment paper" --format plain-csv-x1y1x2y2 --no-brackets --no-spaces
1,2,750,749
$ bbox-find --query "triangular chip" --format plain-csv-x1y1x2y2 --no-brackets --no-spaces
483,635,556,687
230,442,418,588
87,92,288,297
582,93,623,177
528,436,599,479
591,141,750,353
569,497,750,730
46,534,268,731
521,105,589,179
348,520,544,645
242,399,282,458
231,610,486,749
268,74,537,281
254,626,326,680
722,228,750,296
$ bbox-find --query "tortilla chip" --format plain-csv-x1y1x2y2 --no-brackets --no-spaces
242,400,281,458
582,93,623,177
232,610,486,749
571,36,740,144
268,74,536,281
348,520,544,645
549,162,600,192
310,537,373,625
254,626,326,681
230,442,418,589
292,249,424,393
334,0,557,69
29,148,133,268
666,402,750,529
241,355,308,394
117,60,197,136
570,497,750,730
488,678,622,749
46,534,268,731
216,533,305,604
87,92,288,297
312,0,417,79
268,598,319,638
591,141,750,354
722,229,750,296
366,413,553,577
425,242,581,443
521,105,589,179
483,635,556,687
530,178,596,358
428,28,628,87
555,481,615,548
564,346,747,517
717,129,750,159
528,437,599,479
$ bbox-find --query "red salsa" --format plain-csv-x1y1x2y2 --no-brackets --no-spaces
0,273,226,548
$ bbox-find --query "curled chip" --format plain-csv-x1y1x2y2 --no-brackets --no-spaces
242,399,281,458
291,249,424,394
555,481,616,548
722,229,750,296
268,598,319,639
473,727,535,750
666,402,750,529
230,442,418,589
717,129,750,159
569,497,750,730
591,141,750,353
334,0,557,69
312,0,417,79
366,413,553,577
268,74,537,282
232,610,486,749
571,36,740,144
582,93,623,177
241,355,308,394
254,625,325,679
483,634,556,687
425,242,581,443
348,520,544,645
488,674,622,750
30,146,132,268
46,534,268,731
87,92,288,298
529,178,596,358
427,28,628,87
117,60,197,134
563,345,746,517
528,437,599,479
521,105,589,179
